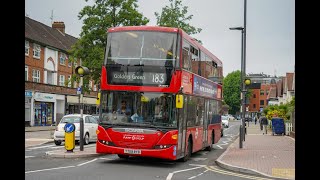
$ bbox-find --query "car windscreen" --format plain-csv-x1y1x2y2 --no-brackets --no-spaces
60,116,80,123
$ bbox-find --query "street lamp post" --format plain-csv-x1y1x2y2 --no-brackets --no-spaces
229,0,247,149
229,27,244,148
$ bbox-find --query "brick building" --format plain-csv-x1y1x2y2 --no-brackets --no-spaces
25,16,98,127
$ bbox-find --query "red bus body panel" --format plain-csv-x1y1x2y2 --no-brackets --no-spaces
97,125,179,160
97,26,223,160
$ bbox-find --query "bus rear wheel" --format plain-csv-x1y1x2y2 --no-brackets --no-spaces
182,137,192,162
205,132,214,151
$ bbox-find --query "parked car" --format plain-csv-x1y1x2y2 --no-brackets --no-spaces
91,114,99,121
225,114,235,121
53,114,98,145
221,115,229,128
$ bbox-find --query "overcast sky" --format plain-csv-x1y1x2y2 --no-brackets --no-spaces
25,0,295,77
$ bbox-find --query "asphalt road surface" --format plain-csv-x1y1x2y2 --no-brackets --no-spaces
25,121,270,180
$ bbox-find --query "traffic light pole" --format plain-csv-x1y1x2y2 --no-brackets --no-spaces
79,76,84,151
242,0,247,145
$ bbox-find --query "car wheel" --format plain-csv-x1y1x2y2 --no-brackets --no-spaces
84,133,89,145
221,129,224,137
54,140,62,146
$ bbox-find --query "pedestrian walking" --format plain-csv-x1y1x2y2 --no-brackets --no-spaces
254,114,258,125
259,113,268,135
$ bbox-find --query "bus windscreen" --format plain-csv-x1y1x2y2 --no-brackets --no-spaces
105,31,178,67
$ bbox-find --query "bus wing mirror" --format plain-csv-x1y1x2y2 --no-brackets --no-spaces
176,95,183,109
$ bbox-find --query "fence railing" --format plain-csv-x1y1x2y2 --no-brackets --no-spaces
285,123,293,135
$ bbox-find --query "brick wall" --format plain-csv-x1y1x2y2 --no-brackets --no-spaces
25,42,45,83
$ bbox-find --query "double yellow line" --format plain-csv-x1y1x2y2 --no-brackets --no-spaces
205,166,274,180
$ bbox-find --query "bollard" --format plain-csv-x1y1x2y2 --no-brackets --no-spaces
64,123,75,152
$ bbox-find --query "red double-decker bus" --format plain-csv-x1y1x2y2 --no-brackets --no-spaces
96,26,223,161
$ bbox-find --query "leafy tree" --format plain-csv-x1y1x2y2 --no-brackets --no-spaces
69,0,149,92
154,0,202,36
223,70,241,114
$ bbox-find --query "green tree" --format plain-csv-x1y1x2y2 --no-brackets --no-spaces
154,0,202,36
223,70,241,114
69,0,149,92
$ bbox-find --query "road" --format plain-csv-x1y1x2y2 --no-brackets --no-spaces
25,121,270,180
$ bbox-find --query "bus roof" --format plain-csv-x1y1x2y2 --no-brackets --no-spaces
107,26,222,66
107,26,179,33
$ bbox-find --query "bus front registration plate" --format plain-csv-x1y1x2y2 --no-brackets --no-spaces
124,149,141,154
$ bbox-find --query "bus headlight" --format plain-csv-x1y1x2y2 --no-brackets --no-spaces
154,145,172,149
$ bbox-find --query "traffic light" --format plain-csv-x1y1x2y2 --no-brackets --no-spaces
75,66,90,77
244,78,251,87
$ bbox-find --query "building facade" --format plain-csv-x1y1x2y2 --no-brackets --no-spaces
25,16,98,126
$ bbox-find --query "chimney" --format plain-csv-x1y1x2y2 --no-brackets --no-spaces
52,21,65,34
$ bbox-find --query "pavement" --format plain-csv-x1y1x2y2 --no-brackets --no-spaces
216,121,295,180
25,122,295,179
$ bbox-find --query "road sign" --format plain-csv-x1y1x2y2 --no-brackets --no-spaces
64,123,75,133
77,87,82,95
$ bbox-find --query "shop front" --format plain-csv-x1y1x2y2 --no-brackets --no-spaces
32,92,65,126
66,95,98,115
25,91,33,127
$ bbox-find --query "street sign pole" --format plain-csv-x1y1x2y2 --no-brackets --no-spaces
79,76,84,151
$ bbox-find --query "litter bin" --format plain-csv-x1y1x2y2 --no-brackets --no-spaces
271,118,285,136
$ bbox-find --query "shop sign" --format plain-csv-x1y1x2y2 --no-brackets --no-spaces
25,91,32,97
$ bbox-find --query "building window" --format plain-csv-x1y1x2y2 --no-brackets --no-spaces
93,85,97,91
260,100,264,106
68,59,72,67
25,41,29,55
253,104,256,109
25,66,28,81
32,69,40,83
68,75,71,87
60,53,66,65
260,90,264,95
266,90,269,95
253,94,256,98
33,44,41,59
59,75,65,86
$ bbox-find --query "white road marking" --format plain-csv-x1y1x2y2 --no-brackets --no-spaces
99,157,112,160
77,158,98,166
25,166,75,174
224,125,235,131
190,157,207,161
27,144,56,150
25,156,35,158
216,145,223,149
166,165,205,180
188,176,197,179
